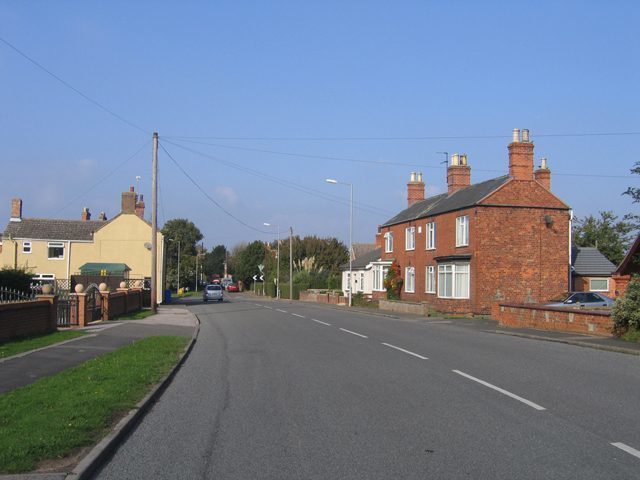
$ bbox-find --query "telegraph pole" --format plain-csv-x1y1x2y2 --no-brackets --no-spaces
151,132,158,313
289,226,293,301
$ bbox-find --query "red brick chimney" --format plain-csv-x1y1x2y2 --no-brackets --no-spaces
508,128,534,181
534,157,551,190
407,172,425,207
135,194,145,219
447,153,471,195
121,186,136,214
81,207,91,221
10,198,22,222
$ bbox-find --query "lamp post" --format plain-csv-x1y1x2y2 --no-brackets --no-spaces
326,178,353,307
264,223,280,299
169,239,180,294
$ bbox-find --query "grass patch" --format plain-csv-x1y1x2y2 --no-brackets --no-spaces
0,331,86,360
113,309,157,321
0,335,189,473
622,328,640,343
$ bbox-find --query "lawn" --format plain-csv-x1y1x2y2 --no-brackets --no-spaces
113,309,157,321
0,331,86,360
0,335,189,473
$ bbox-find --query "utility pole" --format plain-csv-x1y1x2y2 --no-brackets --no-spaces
289,226,293,301
151,132,158,313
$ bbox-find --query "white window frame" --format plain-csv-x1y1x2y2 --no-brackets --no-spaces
425,265,436,293
437,263,470,299
384,232,394,253
405,266,415,293
426,222,436,250
405,226,415,251
22,241,32,254
589,278,609,292
47,241,65,260
372,263,390,292
456,215,469,247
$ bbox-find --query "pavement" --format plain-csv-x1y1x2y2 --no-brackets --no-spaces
0,306,199,480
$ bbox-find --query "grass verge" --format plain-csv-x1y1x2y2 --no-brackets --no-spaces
0,335,189,474
622,328,640,343
113,309,157,321
0,331,86,360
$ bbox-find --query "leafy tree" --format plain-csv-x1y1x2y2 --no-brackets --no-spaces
384,261,403,300
623,162,640,203
612,275,640,333
234,241,267,286
203,245,227,278
572,211,637,265
161,218,203,290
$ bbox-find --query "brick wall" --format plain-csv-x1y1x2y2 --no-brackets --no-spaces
0,299,56,342
573,275,617,298
379,299,428,315
492,302,613,336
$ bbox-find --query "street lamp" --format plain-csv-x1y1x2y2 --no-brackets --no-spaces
264,223,280,299
168,238,180,294
326,178,353,307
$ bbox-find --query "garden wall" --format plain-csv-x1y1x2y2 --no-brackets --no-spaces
0,296,56,342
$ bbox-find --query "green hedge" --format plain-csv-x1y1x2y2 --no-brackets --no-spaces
0,268,34,293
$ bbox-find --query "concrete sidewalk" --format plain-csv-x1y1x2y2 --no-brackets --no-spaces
0,306,198,395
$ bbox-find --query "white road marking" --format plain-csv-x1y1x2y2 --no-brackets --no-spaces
312,319,331,326
381,343,428,360
452,370,546,411
264,306,273,309
339,328,368,339
254,303,262,306
276,309,288,313
611,442,640,460
291,313,305,318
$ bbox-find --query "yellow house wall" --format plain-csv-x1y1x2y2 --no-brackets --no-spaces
0,237,81,279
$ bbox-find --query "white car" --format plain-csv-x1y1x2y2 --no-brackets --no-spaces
203,284,224,302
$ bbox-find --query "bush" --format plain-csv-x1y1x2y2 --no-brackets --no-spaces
612,275,640,334
0,267,34,293
384,262,403,300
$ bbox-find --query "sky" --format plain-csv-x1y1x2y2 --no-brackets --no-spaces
1,1,639,250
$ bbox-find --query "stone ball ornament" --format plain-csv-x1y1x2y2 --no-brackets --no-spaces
99,283,109,292
74,284,84,294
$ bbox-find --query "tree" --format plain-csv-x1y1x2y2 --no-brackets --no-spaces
623,162,640,203
572,211,637,265
234,241,267,286
203,245,227,278
161,219,204,290
612,275,640,333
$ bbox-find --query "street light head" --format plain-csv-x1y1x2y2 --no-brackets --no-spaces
263,222,271,227
325,178,338,184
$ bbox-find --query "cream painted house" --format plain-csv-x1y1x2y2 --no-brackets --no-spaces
0,189,165,300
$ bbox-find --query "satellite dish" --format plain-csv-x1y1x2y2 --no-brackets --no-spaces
144,242,152,250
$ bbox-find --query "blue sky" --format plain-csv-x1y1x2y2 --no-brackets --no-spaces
1,1,638,249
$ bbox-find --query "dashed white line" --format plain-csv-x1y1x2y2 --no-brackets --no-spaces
381,343,428,360
263,306,273,310
312,319,331,326
452,370,546,411
339,328,368,339
292,313,305,318
276,309,288,313
611,442,640,460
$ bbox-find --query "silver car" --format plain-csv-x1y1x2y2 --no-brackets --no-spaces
203,284,224,303
546,292,614,308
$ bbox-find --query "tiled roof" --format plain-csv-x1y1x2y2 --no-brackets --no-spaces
571,246,616,276
381,176,510,227
340,248,382,270
2,218,106,241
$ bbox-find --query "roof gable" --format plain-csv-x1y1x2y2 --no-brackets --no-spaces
479,178,569,209
340,248,382,270
615,235,640,276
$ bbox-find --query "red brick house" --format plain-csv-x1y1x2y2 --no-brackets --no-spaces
612,235,640,297
371,129,571,314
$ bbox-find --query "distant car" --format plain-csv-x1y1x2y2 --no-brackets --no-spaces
203,284,224,302
226,283,239,292
546,292,614,308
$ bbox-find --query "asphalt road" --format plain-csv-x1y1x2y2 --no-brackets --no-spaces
94,295,640,479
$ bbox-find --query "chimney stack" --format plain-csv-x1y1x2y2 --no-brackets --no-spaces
534,157,551,190
98,212,108,221
121,186,137,214
407,172,425,207
135,194,145,219
447,153,471,195
508,127,534,180
81,207,91,221
10,198,22,222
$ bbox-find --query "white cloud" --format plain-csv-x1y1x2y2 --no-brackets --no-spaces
215,186,239,206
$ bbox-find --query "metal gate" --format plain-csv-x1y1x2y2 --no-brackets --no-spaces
57,290,78,327
84,284,103,323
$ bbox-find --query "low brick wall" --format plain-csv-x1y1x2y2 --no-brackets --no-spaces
0,297,56,342
492,303,614,336
379,299,429,315
299,291,347,305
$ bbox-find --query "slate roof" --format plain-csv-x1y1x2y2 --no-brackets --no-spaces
340,248,382,271
571,246,616,276
2,218,106,241
381,176,510,227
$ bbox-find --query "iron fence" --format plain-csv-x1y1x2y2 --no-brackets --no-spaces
0,287,37,304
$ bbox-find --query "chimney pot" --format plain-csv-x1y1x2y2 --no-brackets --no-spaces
522,129,530,142
451,153,459,166
512,128,521,143
130,186,135,192
81,207,91,221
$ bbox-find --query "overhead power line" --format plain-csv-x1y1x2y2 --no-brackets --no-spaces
0,36,149,135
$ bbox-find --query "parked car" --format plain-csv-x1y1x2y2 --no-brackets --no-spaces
203,284,224,302
226,283,239,292
546,292,614,308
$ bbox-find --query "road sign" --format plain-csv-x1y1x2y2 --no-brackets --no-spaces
260,275,264,281
252,275,258,281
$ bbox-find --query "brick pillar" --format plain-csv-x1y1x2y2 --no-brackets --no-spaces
37,294,58,332
101,292,111,320
76,293,88,327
